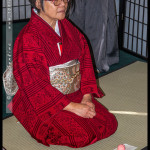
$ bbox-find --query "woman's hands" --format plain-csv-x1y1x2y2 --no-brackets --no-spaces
81,94,95,111
64,94,96,118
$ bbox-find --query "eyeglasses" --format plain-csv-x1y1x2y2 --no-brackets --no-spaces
45,0,70,6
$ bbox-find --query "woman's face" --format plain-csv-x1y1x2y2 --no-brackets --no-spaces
36,0,68,24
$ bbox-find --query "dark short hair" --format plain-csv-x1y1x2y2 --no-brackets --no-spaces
29,0,44,13
29,0,75,16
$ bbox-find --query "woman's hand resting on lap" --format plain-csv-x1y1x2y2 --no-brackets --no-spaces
81,94,95,112
64,94,96,118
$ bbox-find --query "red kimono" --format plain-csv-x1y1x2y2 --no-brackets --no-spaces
8,9,117,148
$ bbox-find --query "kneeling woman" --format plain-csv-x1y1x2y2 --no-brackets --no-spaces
8,0,118,148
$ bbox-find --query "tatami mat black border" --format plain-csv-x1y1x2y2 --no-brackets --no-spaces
96,60,138,78
3,114,14,121
141,146,148,150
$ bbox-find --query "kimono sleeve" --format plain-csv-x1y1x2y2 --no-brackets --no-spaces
78,32,104,98
13,33,71,119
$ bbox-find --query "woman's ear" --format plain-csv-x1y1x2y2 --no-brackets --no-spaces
35,0,42,10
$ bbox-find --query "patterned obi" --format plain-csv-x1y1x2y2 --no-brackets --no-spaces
3,62,19,96
49,59,81,95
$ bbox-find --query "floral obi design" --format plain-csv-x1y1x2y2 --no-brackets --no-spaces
3,62,19,96
49,59,81,95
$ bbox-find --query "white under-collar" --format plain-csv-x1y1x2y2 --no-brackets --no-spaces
55,20,60,36
33,9,61,36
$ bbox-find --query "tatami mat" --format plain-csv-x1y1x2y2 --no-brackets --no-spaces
3,61,147,150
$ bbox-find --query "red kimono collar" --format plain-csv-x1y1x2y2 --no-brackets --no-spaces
30,9,62,40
